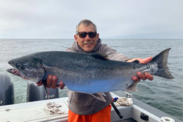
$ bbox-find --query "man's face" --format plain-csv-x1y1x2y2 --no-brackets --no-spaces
74,24,99,52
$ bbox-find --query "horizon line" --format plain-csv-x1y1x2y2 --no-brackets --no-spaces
0,38,182,40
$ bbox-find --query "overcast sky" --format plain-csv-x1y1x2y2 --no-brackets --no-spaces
0,0,182,39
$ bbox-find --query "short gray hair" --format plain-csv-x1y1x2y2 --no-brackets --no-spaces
76,19,97,33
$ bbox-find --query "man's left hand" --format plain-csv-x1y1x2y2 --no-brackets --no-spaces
127,57,154,82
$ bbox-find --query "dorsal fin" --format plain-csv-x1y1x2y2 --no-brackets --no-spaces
91,54,108,60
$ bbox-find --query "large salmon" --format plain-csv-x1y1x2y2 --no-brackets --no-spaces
7,48,173,102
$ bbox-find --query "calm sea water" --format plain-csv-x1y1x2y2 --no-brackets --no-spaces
0,39,182,120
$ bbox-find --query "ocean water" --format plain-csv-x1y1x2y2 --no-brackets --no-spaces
0,39,182,121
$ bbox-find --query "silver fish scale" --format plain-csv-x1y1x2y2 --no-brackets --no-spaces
33,51,151,93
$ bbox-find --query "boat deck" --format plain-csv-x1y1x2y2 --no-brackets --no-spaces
0,92,180,122
0,93,136,122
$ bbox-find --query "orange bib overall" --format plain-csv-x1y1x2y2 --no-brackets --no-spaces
68,105,111,122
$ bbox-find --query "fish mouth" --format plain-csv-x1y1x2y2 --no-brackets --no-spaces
7,68,29,80
7,68,21,76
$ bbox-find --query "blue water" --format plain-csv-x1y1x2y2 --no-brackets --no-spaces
0,39,182,120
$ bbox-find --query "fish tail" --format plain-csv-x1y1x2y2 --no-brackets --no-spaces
152,48,174,79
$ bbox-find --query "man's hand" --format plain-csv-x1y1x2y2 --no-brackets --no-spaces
127,57,154,82
36,74,65,89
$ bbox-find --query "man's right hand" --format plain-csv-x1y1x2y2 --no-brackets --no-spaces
36,74,65,89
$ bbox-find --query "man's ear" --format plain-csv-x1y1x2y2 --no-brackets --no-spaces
97,33,99,38
96,33,99,40
74,35,78,42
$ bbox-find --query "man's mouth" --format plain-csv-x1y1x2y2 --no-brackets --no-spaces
83,42,93,45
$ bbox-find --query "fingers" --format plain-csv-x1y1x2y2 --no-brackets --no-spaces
47,74,53,88
47,74,59,89
134,72,153,82
51,75,58,89
132,76,140,82
37,75,64,89
144,72,153,81
137,72,146,80
128,57,153,64
126,58,140,62
140,57,153,64
59,81,65,89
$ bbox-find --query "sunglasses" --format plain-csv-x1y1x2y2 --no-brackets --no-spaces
77,32,97,38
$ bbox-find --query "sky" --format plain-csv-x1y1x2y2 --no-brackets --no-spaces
0,0,182,39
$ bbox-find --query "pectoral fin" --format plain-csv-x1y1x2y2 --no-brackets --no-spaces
125,82,138,91
91,93,106,102
42,80,49,99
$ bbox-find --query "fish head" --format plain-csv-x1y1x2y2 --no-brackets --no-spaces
8,55,45,82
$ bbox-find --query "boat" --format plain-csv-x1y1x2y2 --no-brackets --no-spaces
0,74,181,122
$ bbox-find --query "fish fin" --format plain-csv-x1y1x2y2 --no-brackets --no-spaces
91,93,106,102
42,80,49,99
102,92,106,96
125,82,138,92
91,54,108,60
152,48,174,79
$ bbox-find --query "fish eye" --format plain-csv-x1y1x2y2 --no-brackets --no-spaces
16,64,25,70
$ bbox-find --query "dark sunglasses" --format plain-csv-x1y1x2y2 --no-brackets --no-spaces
77,32,97,38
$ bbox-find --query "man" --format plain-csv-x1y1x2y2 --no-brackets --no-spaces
37,19,153,122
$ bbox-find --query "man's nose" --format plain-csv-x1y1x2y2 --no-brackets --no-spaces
85,34,91,39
